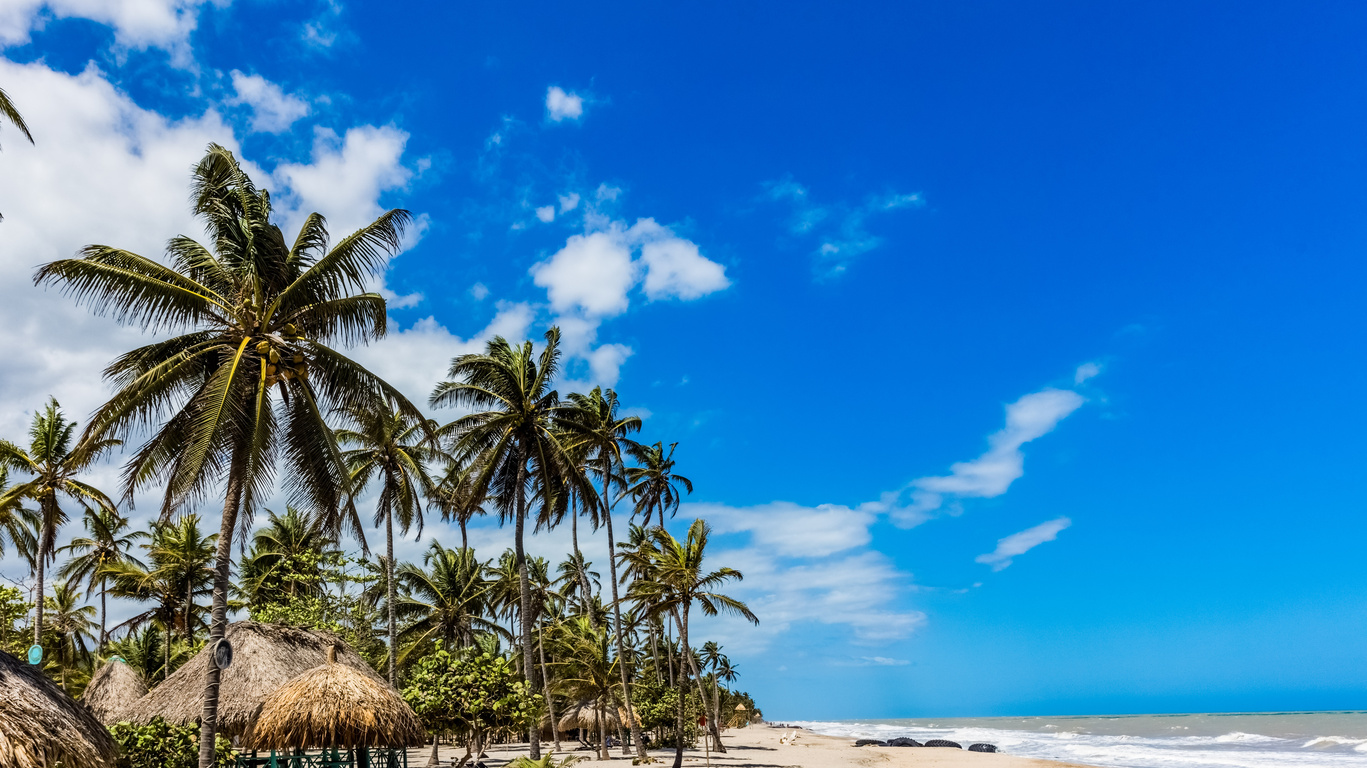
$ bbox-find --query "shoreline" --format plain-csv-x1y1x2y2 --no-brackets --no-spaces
409,725,1101,768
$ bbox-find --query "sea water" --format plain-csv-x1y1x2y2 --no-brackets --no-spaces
793,712,1367,768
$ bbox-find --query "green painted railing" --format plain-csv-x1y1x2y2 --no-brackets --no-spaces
234,747,408,768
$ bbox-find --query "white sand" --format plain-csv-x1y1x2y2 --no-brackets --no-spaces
410,725,1098,768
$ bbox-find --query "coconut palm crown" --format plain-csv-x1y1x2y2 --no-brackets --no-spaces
33,144,424,768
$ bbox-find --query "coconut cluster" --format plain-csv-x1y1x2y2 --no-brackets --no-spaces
256,322,309,387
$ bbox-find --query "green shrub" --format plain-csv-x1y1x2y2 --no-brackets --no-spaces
108,718,235,768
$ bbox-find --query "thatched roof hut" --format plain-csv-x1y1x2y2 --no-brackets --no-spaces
124,621,383,738
0,648,116,768
83,658,149,725
243,647,423,750
556,702,638,733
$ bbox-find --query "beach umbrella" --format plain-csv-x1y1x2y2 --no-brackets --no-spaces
243,646,425,751
124,621,383,739
0,648,117,768
82,657,149,725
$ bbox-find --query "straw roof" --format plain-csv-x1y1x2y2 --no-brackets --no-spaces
556,702,638,732
83,658,149,725
243,647,424,750
0,649,116,768
124,621,383,737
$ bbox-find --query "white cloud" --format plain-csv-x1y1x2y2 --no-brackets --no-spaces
530,216,729,388
226,70,309,134
860,656,911,666
532,229,638,317
558,192,580,213
0,0,224,66
535,205,555,223
689,501,874,558
545,86,584,122
765,178,924,276
470,282,490,300
885,387,1086,526
1075,361,1102,384
975,516,1072,571
346,302,534,416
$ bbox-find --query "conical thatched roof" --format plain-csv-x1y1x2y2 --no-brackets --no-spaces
243,647,424,750
83,658,149,725
124,621,383,737
556,701,637,732
0,649,116,768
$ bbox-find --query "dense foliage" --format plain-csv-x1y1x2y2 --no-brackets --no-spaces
402,648,540,756
109,718,234,768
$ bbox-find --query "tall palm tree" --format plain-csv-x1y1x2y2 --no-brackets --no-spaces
0,398,119,645
42,580,96,692
57,508,146,651
35,144,423,768
624,442,692,531
238,506,333,607
430,329,576,759
393,541,504,655
558,387,648,756
337,401,436,685
632,520,757,761
548,615,619,760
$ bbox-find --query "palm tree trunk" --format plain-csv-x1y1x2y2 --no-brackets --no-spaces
199,449,246,768
459,517,468,550
597,700,608,760
514,459,541,759
385,498,397,686
711,676,723,749
650,624,661,684
33,512,50,644
164,621,171,681
99,578,107,653
570,503,593,617
673,607,724,753
538,622,560,751
602,459,646,758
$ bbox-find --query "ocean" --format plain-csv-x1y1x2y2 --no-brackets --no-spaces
792,712,1367,768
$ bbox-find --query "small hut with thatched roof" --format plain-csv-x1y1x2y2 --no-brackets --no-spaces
556,701,626,734
0,648,117,768
83,657,149,725
124,621,384,739
243,646,424,753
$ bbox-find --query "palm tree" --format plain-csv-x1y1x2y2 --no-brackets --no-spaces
57,508,146,651
548,615,619,760
393,541,504,655
0,85,32,147
558,387,648,756
699,641,727,749
624,442,692,531
0,398,119,645
632,520,757,761
555,552,599,617
430,329,577,759
35,144,423,768
238,506,333,607
715,657,739,725
105,515,216,681
336,401,436,685
0,466,38,564
42,580,97,692
428,454,488,550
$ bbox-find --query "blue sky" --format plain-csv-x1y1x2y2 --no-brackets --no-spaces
1,0,1366,720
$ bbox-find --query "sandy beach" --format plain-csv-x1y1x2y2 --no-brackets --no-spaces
413,726,1099,768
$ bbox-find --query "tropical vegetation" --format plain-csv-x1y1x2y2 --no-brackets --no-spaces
0,144,762,766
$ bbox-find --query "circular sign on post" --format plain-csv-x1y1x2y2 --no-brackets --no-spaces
213,639,233,670
26,644,42,665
